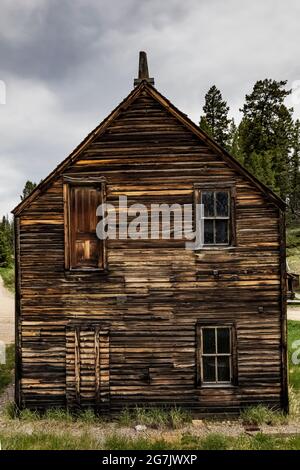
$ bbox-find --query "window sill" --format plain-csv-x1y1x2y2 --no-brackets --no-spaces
194,245,236,251
64,268,108,275
198,383,237,389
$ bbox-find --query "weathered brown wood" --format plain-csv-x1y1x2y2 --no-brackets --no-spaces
74,327,81,406
279,210,288,412
95,327,101,408
13,80,287,415
14,216,22,408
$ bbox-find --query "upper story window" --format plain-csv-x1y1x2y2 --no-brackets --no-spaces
64,177,106,271
202,191,229,245
194,183,236,247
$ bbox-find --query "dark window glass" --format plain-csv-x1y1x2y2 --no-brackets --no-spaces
215,220,228,244
202,328,215,354
217,356,230,382
202,191,214,217
204,220,214,244
216,192,229,217
200,326,232,384
217,328,230,353
203,356,216,382
200,189,230,246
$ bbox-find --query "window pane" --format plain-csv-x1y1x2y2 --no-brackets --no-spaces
216,192,229,216
215,220,228,244
217,328,230,353
202,192,214,217
202,328,216,354
217,356,230,382
203,356,216,382
204,220,214,244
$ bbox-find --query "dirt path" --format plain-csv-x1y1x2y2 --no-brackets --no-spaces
0,276,14,344
288,306,300,321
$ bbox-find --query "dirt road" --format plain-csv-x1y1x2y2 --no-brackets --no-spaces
288,306,300,321
0,277,14,344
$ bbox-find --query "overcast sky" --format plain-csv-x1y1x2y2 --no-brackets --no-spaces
1,0,300,216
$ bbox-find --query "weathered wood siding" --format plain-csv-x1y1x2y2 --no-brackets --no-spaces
16,90,287,414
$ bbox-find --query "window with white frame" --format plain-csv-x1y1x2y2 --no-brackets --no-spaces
199,326,233,384
201,190,230,245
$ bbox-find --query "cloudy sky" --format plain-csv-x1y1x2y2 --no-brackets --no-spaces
1,0,300,216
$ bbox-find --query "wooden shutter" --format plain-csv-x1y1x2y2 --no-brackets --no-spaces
65,182,104,270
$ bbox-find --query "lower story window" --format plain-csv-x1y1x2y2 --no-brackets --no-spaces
199,326,233,385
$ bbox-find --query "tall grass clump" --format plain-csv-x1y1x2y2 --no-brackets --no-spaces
118,406,191,429
241,405,287,426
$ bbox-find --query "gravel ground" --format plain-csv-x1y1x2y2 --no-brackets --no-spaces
0,415,300,441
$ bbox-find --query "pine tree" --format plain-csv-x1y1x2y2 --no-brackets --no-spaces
247,151,277,190
21,180,37,201
289,119,300,219
239,79,291,158
271,104,294,200
239,79,293,200
199,85,231,150
0,215,13,267
227,119,244,163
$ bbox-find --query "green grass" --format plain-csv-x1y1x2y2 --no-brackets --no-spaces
1,430,300,451
288,320,300,390
1,429,300,451
0,265,15,292
84,432,300,450
0,344,14,394
4,404,107,426
0,431,100,450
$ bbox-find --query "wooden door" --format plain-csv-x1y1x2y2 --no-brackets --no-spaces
66,325,110,412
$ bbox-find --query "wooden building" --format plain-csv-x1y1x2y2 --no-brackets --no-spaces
13,53,288,415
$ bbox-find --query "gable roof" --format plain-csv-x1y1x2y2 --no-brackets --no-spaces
13,81,285,215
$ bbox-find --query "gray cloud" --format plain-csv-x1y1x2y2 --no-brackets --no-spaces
1,0,300,215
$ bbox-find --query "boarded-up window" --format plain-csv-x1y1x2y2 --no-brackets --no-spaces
66,325,110,411
64,180,105,270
